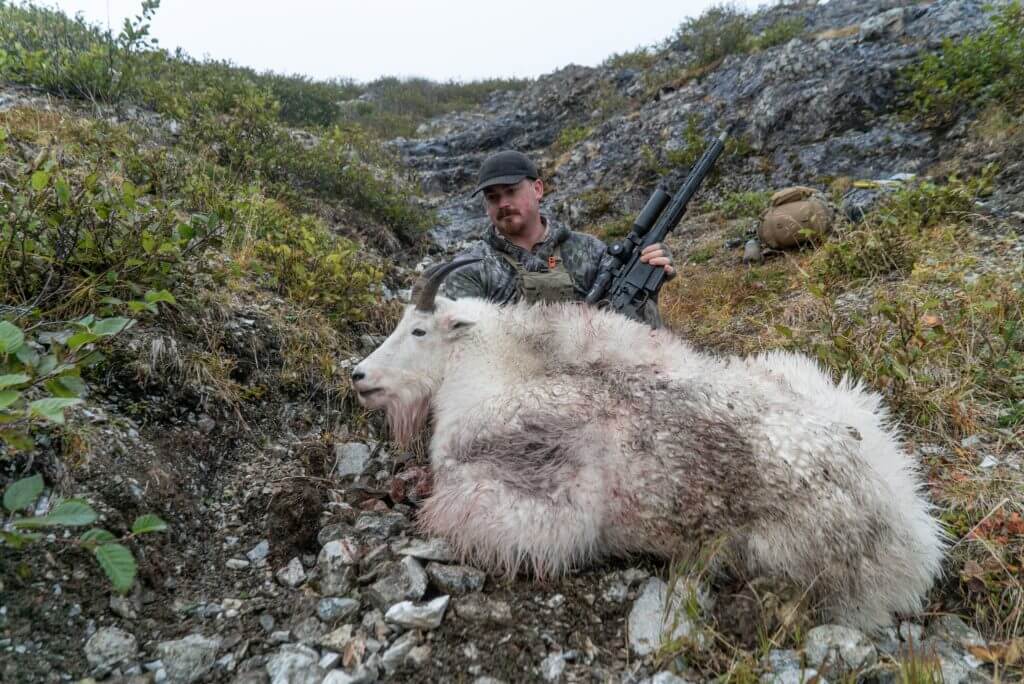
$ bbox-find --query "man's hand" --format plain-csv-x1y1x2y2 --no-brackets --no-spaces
640,243,675,279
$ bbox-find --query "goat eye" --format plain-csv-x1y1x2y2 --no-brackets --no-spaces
412,329,426,337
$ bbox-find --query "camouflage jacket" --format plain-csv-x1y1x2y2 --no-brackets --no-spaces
441,215,663,328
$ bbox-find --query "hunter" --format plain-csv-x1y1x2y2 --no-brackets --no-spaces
441,150,675,327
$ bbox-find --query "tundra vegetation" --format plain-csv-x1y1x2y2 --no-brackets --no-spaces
0,0,1022,680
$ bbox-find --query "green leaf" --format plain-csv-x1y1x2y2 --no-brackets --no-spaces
14,344,38,366
0,390,20,409
0,530,42,549
143,290,176,306
92,317,132,337
35,355,58,376
81,528,117,544
30,170,50,191
14,499,97,528
28,397,82,424
66,331,99,351
0,428,33,451
0,373,30,389
94,543,136,593
55,177,71,205
3,473,43,513
131,514,168,535
0,320,25,354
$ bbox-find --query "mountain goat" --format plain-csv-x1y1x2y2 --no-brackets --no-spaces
351,260,945,631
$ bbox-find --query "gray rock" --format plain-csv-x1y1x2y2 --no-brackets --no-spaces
354,511,408,539
246,540,270,564
742,239,763,264
926,615,986,649
540,652,570,681
275,557,306,588
110,593,139,619
156,634,221,684
318,539,360,596
85,627,138,676
385,596,450,630
628,577,708,656
859,7,906,41
365,556,428,611
319,625,356,652
291,616,325,645
269,631,292,645
395,537,456,562
318,597,360,623
453,593,513,624
318,523,355,546
759,669,823,684
265,644,323,684
648,673,693,684
425,562,486,595
226,558,250,570
336,442,372,477
803,624,877,674
382,630,421,673
322,667,379,684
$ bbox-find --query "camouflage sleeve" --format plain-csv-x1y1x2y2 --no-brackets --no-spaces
441,262,487,300
440,243,491,300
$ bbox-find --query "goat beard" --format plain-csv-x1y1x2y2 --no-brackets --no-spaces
384,385,431,449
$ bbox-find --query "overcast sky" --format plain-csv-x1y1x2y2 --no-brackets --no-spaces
52,0,766,83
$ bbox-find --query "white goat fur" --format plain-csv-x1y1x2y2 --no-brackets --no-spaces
353,295,945,631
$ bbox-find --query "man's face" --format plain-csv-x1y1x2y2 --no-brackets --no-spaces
482,178,544,238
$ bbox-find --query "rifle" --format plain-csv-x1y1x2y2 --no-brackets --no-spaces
584,125,731,323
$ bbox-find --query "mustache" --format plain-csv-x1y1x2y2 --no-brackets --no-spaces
498,209,520,219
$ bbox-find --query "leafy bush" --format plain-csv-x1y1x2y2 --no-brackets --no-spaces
232,195,384,321
553,125,591,153
717,190,772,219
813,168,995,283
751,16,806,51
2,472,167,592
0,122,214,317
902,1,1024,126
672,3,752,67
339,75,529,138
0,0,160,102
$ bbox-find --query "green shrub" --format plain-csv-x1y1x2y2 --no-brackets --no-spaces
0,123,215,317
336,75,530,138
605,47,659,71
814,168,996,283
0,0,159,102
902,1,1024,126
2,471,167,592
672,3,752,67
232,195,384,321
178,87,431,235
751,16,806,51
554,125,591,153
718,190,771,219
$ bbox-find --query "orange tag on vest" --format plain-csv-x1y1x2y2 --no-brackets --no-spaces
548,256,558,270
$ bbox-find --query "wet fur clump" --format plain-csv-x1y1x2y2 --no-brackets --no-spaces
361,298,946,632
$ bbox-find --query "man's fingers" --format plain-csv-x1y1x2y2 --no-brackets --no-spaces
646,256,671,267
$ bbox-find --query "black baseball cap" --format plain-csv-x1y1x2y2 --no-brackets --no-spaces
470,150,539,196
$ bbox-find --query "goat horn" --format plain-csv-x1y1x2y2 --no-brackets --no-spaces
411,258,481,312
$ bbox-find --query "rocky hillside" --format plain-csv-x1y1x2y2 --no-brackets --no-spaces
2,0,1023,683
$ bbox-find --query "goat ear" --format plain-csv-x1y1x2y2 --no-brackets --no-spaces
439,312,476,335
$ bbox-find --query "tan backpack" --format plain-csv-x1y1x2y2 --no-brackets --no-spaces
757,186,834,249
